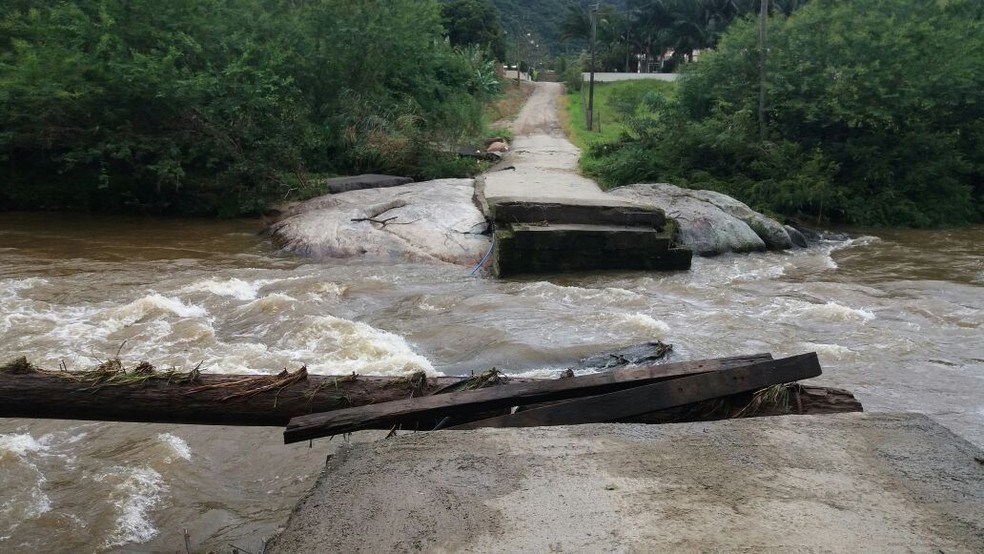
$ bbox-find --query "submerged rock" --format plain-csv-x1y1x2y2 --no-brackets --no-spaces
609,183,796,256
269,179,490,265
785,225,809,248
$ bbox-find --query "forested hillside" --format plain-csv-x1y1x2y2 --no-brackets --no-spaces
490,0,626,57
490,0,802,68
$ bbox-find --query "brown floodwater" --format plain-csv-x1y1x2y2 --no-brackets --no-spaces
1,212,981,552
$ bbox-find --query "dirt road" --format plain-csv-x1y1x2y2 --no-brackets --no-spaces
481,81,633,207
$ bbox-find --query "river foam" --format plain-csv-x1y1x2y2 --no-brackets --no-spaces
278,314,439,376
0,434,53,523
100,466,166,549
157,433,192,463
782,300,876,323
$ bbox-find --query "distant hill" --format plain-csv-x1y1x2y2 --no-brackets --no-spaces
490,0,628,57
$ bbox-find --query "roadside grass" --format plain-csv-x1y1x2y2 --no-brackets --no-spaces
565,80,677,149
564,80,677,189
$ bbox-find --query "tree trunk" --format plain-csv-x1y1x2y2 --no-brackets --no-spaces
0,364,493,427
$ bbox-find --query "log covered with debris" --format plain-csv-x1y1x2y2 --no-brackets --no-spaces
0,356,505,426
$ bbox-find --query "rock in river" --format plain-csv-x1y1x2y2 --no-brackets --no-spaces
610,183,795,256
269,179,489,265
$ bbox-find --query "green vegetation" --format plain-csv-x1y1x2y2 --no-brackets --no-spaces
491,0,588,57
553,0,808,73
572,0,984,227
0,0,502,215
443,0,507,60
567,80,676,148
564,80,676,178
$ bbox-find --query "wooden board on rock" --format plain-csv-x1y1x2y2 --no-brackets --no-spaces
450,353,822,429
283,353,774,443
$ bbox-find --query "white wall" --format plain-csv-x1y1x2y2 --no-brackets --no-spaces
582,73,679,83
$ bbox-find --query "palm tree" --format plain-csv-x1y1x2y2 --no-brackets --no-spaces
561,4,627,71
559,5,591,46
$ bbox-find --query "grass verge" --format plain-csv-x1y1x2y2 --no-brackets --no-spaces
565,80,677,147
563,80,677,189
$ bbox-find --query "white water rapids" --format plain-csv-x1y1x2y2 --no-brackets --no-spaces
1,213,981,552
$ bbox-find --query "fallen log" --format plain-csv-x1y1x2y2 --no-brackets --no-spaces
0,358,506,426
284,353,777,442
0,342,674,426
623,383,863,424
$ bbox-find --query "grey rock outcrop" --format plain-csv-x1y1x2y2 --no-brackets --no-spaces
610,183,795,256
269,179,489,265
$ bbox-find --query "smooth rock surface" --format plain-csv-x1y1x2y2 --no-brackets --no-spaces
269,179,489,265
610,183,795,256
265,413,984,553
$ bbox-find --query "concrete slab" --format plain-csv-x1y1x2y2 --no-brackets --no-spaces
265,413,984,553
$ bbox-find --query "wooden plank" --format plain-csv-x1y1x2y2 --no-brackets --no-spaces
283,353,773,443
449,353,821,430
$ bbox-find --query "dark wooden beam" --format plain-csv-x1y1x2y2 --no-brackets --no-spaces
283,354,773,443
450,353,822,430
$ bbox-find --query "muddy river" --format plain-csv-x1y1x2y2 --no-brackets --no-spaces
1,213,981,552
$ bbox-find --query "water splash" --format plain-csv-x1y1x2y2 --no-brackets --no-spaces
100,466,166,549
0,434,56,531
180,277,269,300
278,315,439,376
156,433,192,463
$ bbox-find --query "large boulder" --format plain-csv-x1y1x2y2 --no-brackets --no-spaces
609,184,795,256
269,179,490,265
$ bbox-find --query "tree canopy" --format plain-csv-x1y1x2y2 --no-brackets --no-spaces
1,0,493,215
443,0,508,60
579,0,984,227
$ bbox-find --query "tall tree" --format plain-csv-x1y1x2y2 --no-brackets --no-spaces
442,0,508,60
0,0,487,214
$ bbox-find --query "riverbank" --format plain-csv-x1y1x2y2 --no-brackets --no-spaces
266,414,984,552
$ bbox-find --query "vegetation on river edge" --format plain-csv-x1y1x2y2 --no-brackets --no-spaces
0,0,506,216
568,0,983,227
4,0,982,227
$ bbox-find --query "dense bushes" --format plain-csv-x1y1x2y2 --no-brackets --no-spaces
0,0,494,215
581,0,984,227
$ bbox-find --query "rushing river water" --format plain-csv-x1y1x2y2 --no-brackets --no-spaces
1,212,982,552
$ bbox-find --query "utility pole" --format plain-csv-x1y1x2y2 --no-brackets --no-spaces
587,2,599,131
758,0,768,142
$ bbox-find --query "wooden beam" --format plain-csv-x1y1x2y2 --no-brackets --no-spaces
450,353,822,430
283,353,773,443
